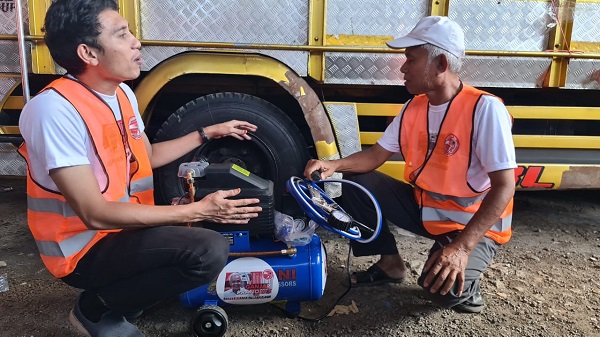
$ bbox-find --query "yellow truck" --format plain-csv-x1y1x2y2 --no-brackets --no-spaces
1,0,600,208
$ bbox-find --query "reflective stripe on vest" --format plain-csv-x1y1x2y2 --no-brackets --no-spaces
18,77,154,278
401,85,513,244
130,175,154,195
421,207,512,233
35,231,97,258
424,189,486,208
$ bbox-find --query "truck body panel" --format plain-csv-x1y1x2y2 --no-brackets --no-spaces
1,0,600,191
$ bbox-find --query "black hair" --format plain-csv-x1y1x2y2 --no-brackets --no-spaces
43,0,118,75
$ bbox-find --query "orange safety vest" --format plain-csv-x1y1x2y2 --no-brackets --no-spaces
399,84,512,244
18,77,154,278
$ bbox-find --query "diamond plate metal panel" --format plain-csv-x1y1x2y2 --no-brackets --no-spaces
0,143,26,176
141,46,308,77
449,0,553,51
565,59,600,90
0,77,19,105
0,1,30,73
0,41,20,73
324,52,404,85
0,41,32,73
572,2,600,43
140,0,307,45
325,53,548,88
325,0,553,85
0,0,29,34
324,104,361,158
326,0,429,37
460,56,550,88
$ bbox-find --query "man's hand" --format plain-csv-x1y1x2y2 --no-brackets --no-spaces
195,188,262,224
204,120,257,141
421,243,470,296
303,159,336,180
302,144,394,181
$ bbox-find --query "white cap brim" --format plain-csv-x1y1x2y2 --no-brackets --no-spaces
386,36,427,50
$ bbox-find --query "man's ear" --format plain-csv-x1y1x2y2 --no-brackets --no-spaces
76,44,99,66
436,54,449,74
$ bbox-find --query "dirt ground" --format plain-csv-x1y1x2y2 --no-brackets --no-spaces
1,176,599,337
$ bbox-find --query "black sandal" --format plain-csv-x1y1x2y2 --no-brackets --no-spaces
352,264,404,287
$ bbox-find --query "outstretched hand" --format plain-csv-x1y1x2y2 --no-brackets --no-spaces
421,243,469,296
205,120,257,141
194,188,262,224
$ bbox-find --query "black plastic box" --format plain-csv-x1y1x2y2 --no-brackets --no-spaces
194,163,275,237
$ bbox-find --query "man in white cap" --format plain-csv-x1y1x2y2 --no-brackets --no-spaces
303,16,516,313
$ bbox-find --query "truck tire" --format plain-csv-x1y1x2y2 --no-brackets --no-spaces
152,92,310,211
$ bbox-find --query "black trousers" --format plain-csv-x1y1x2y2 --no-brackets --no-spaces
343,171,499,308
61,226,229,313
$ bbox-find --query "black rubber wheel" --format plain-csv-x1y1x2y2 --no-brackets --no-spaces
190,305,228,337
153,92,310,211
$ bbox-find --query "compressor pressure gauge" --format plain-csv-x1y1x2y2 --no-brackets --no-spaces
327,210,353,231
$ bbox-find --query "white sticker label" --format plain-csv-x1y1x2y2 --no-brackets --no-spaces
217,257,279,304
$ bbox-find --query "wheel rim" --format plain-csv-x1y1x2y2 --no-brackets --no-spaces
184,137,278,194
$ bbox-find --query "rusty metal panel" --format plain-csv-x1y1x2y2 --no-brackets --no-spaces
561,166,600,189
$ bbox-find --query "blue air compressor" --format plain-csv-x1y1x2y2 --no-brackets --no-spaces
176,161,381,337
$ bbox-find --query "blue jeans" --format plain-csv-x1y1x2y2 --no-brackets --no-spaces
61,226,229,313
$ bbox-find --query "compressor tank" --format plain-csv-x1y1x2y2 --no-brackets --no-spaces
180,233,327,313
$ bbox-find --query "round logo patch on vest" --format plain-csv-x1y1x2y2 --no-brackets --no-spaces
444,134,460,156
128,117,142,140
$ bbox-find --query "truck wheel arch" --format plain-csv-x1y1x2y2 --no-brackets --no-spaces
135,51,340,160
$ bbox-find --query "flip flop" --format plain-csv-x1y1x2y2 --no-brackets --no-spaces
352,264,404,287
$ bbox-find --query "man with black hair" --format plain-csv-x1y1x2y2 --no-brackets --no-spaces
19,0,261,335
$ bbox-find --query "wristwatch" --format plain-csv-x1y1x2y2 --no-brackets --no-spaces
197,126,210,144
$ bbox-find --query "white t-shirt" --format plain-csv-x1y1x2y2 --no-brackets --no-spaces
19,81,145,192
378,95,517,191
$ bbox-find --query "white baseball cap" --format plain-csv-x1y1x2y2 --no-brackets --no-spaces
387,16,465,58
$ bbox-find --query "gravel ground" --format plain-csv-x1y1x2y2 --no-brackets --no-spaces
1,177,599,337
